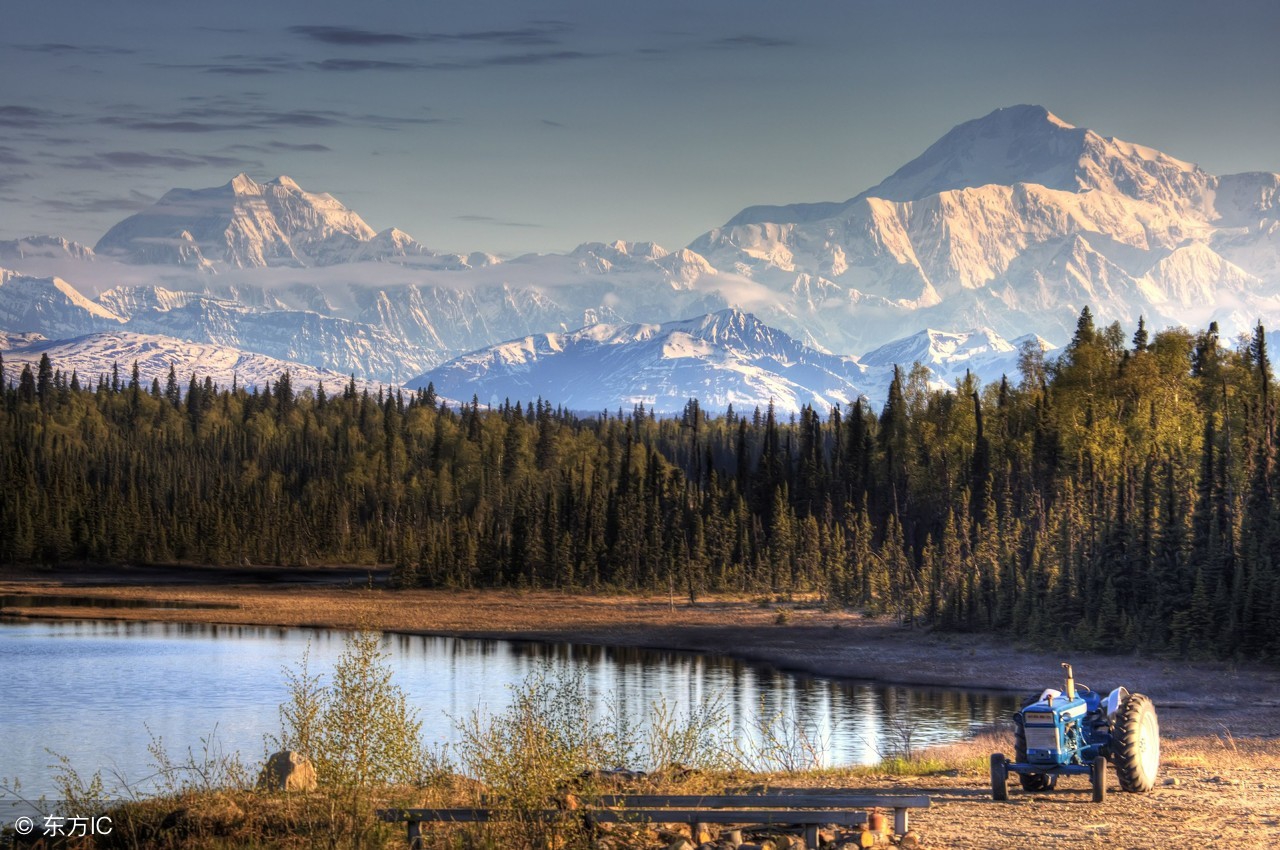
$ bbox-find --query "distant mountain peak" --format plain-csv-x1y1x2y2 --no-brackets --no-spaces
859,104,1213,212
410,310,867,414
861,104,1093,202
96,173,392,268
228,172,260,194
0,235,96,263
984,104,1074,129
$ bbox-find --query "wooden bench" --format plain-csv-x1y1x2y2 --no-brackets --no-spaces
379,791,930,848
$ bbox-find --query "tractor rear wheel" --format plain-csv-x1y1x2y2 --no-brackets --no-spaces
1113,693,1160,792
1013,716,1056,791
990,753,1009,801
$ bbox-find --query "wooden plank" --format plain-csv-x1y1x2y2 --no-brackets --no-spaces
595,794,930,809
378,807,868,826
588,809,868,826
733,786,930,798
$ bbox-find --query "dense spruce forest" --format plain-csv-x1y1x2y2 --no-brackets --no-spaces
2,309,1278,660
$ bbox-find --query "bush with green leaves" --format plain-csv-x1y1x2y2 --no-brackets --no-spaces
276,630,429,788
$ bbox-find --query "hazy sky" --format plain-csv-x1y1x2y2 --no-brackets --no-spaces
3,0,1278,256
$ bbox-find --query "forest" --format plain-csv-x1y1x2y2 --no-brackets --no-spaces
2,309,1277,661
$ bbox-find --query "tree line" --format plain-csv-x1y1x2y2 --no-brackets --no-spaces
2,309,1278,660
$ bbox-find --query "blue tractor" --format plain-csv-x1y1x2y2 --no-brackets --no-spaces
990,663,1160,802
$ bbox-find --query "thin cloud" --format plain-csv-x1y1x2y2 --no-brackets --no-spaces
107,119,253,133
98,106,436,133
0,146,30,165
311,58,423,73
541,119,565,128
56,150,256,171
150,55,302,76
455,214,546,229
288,24,568,48
0,105,62,129
715,35,796,49
305,51,597,73
444,27,566,46
481,51,593,67
36,189,156,214
15,42,137,56
289,25,417,46
225,141,332,153
205,65,294,76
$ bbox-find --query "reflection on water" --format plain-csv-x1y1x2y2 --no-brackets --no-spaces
0,619,1015,803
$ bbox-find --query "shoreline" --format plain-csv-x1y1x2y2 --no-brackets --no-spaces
4,566,1279,738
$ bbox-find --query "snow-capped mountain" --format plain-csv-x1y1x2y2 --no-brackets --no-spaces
408,308,870,414
860,327,1055,390
693,104,1280,347
0,269,124,339
94,173,427,269
94,285,436,382
0,236,95,263
0,331,359,392
410,310,1048,413
2,105,1279,405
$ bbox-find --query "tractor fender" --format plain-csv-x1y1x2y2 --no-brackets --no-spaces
1105,687,1131,721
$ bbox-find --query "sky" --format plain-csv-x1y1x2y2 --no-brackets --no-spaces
2,0,1279,257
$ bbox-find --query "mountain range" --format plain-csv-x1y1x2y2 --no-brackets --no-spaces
0,105,1275,411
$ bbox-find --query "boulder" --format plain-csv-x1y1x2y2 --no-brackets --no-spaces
259,750,317,792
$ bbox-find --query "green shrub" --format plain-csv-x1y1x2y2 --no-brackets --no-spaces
276,630,432,787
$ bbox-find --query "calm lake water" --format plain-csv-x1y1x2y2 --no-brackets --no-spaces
0,618,1015,807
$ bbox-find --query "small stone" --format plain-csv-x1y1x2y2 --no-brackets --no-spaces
668,838,694,850
1163,777,1180,787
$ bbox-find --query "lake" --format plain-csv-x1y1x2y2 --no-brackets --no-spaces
0,618,1015,808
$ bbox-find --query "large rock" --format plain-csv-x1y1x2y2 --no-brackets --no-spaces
259,750,317,792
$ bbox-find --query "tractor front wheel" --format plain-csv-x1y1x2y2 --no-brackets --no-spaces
1113,693,1160,792
990,753,1009,801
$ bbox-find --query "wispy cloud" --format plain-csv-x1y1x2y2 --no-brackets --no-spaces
288,24,568,48
0,105,63,129
0,172,31,192
477,51,592,67
0,146,30,165
13,42,137,56
225,141,332,153
289,25,417,47
149,55,302,76
53,149,256,171
714,35,796,49
455,214,546,229
311,58,423,73
36,189,156,214
99,105,438,133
